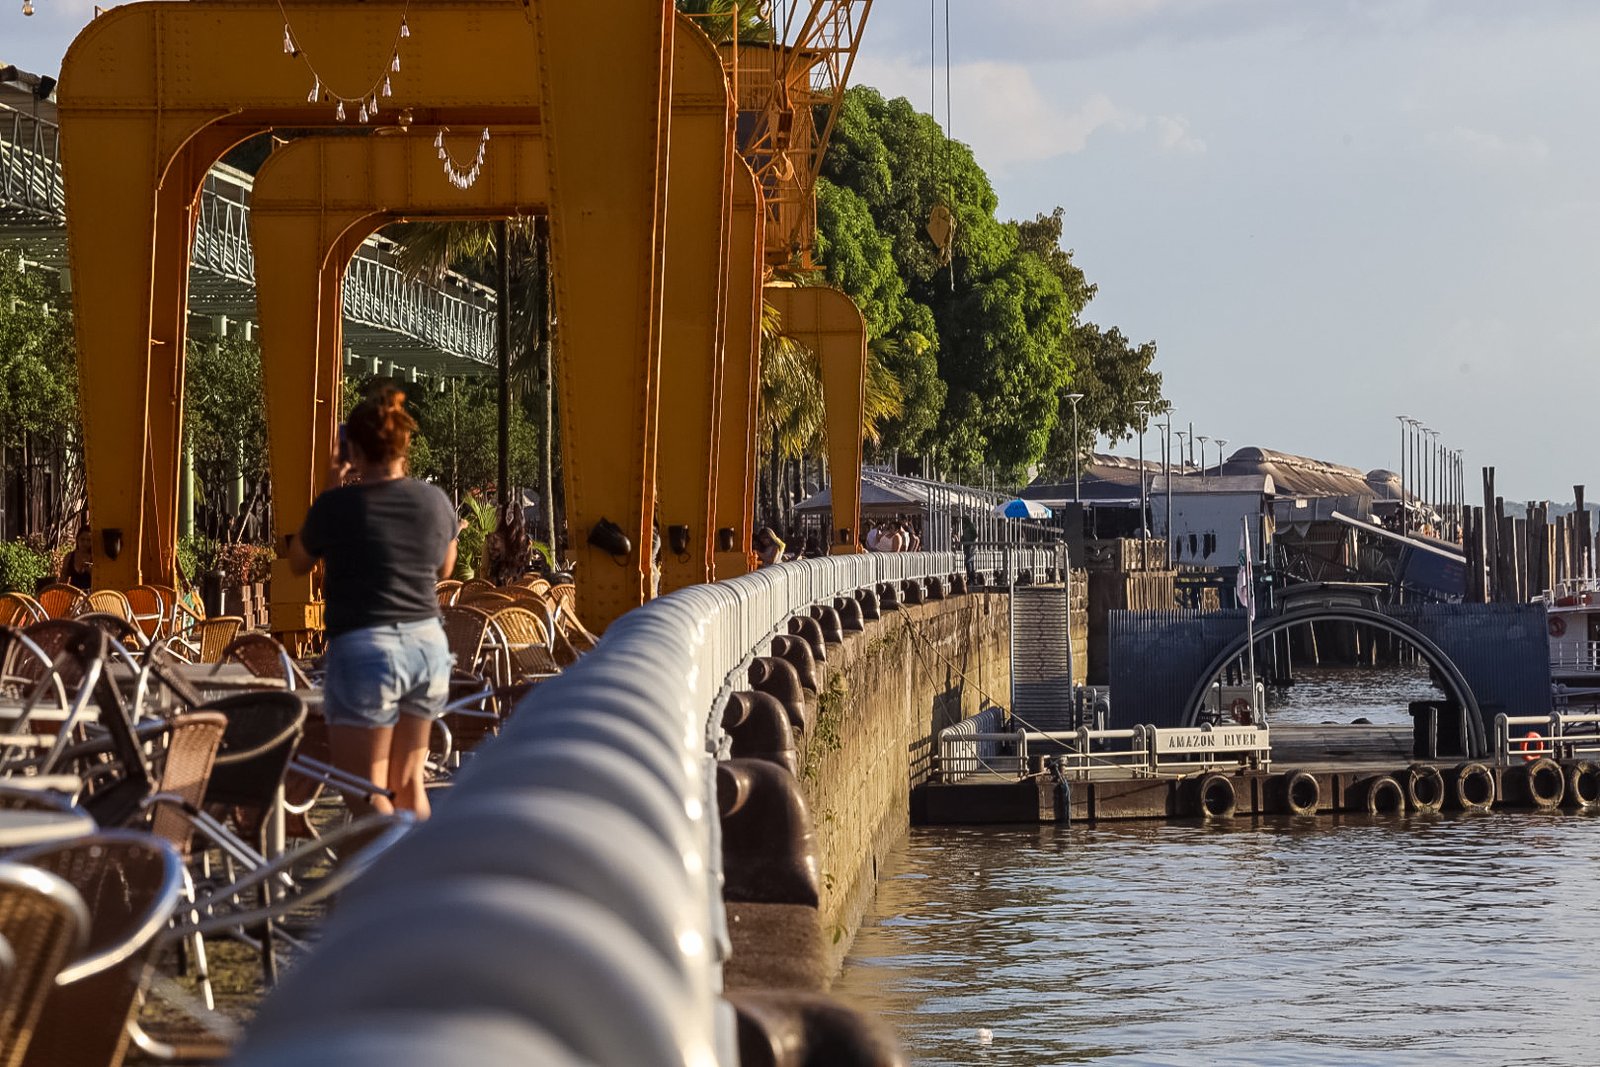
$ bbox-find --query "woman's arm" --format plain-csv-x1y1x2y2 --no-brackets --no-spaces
439,538,459,580
286,532,318,576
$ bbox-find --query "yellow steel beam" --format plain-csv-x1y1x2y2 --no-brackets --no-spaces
655,20,734,594
763,284,867,553
249,131,553,636
58,1,674,634
713,160,765,579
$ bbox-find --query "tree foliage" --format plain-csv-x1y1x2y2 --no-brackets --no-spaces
0,251,77,447
814,86,1164,481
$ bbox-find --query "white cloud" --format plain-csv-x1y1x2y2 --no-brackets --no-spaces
1423,125,1550,163
850,54,1205,173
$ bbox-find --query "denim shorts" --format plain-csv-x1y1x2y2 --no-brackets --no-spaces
323,618,453,729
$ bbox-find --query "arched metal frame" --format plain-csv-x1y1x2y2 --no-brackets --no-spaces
1182,606,1488,757
59,0,675,630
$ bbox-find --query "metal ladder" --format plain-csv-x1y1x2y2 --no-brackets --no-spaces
1009,561,1075,732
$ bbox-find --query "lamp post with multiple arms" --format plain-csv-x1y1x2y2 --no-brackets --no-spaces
1133,400,1151,551
1065,392,1085,504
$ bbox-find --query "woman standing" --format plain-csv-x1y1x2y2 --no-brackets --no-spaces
288,386,457,820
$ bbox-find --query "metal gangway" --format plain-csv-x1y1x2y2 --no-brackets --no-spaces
0,95,497,373
936,721,1273,783
1009,556,1076,733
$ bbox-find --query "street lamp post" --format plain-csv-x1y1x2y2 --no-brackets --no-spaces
1423,428,1437,534
1176,429,1190,473
1065,393,1085,504
1197,435,1209,485
1134,401,1151,565
1396,415,1409,536
1214,439,1229,475
1162,413,1174,567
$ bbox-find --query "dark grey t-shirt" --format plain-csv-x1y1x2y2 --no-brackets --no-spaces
298,478,457,635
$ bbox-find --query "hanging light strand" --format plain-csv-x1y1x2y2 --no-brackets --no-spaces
278,0,411,123
434,127,492,189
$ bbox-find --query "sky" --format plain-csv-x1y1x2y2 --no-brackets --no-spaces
6,2,1600,500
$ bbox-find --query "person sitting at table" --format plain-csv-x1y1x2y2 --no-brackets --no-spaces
288,385,457,821
59,523,93,591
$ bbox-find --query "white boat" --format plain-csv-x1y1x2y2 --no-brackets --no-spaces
1543,579,1600,682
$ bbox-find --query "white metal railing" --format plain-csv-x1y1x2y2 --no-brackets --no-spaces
241,550,1052,1065
1494,712,1600,766
1550,641,1600,673
0,103,498,368
936,722,1272,783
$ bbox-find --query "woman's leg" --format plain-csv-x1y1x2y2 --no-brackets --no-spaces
328,725,394,816
388,714,434,819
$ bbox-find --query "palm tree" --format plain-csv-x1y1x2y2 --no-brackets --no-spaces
391,219,557,552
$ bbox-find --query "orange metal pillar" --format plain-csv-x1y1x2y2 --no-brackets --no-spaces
248,132,554,636
57,1,672,633
541,4,675,626
713,161,764,579
655,22,733,594
763,285,867,553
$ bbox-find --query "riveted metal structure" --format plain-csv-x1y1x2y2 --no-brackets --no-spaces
657,21,736,594
763,284,867,552
713,160,766,580
245,19,733,631
58,0,674,631
247,131,553,635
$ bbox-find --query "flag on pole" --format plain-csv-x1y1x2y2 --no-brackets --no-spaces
1237,517,1255,622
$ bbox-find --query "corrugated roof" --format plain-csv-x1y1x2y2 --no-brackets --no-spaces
1220,446,1375,500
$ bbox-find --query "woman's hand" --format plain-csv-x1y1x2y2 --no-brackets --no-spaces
325,458,352,491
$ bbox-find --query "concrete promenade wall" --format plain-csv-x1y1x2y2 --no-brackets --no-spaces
798,591,1011,974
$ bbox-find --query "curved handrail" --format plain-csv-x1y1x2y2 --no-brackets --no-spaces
235,549,1057,1064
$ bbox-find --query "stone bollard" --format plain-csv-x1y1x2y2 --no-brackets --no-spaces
810,603,846,644
770,635,820,694
875,582,900,610
832,596,865,632
924,576,945,601
749,657,810,734
948,574,967,595
717,759,820,906
788,615,828,661
898,579,924,606
722,691,799,777
729,991,907,1067
854,588,880,621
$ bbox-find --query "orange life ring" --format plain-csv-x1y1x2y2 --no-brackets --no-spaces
1550,616,1568,638
1229,697,1252,724
1516,730,1543,763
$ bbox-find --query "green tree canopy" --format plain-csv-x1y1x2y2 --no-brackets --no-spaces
0,251,77,447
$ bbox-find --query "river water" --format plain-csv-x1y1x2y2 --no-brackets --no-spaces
835,669,1600,1066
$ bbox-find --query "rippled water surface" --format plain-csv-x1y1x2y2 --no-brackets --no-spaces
836,816,1600,1065
1267,664,1437,726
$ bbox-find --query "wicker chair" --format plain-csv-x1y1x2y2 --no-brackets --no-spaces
217,632,309,688
146,583,202,638
439,605,495,680
547,583,600,653
435,579,463,607
459,589,516,611
71,590,134,622
458,577,495,598
12,832,185,1067
34,585,88,621
166,617,243,665
0,863,90,1067
0,595,44,628
74,612,150,654
511,575,552,597
486,607,562,686
123,586,168,640
505,592,580,666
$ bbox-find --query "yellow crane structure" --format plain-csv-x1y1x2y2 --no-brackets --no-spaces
724,0,873,268
56,1,872,633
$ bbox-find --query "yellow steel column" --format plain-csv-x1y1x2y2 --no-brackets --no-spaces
536,1,676,627
57,0,554,590
764,285,867,553
656,19,733,594
713,161,764,579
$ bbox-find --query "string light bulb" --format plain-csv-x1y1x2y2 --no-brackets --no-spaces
22,0,35,15
434,127,492,189
280,2,412,123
